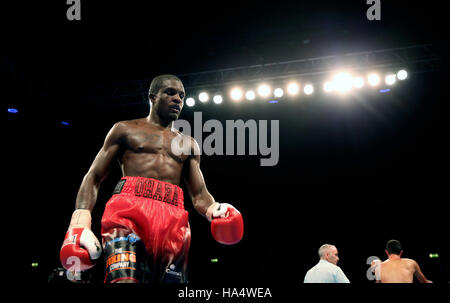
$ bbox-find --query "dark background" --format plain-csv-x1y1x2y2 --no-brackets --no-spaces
3,0,449,288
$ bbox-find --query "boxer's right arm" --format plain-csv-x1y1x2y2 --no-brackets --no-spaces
75,122,125,211
60,122,125,275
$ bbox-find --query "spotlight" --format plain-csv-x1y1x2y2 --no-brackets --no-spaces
333,72,353,93
245,90,256,101
323,81,334,93
304,84,314,95
213,95,223,104
367,73,380,86
353,77,364,88
397,69,408,80
385,74,396,85
230,87,243,101
186,97,195,107
199,92,209,102
257,84,271,97
287,82,299,95
7,108,18,113
61,122,69,126
274,88,284,98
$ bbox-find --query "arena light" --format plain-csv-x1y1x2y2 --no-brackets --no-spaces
367,73,380,86
213,95,223,104
333,72,353,93
257,84,271,98
429,253,439,259
199,92,209,103
245,90,256,101
323,81,334,93
385,74,397,85
397,69,408,80
353,77,364,88
303,84,314,95
274,88,284,98
61,121,69,126
7,108,18,113
230,87,244,102
186,97,195,107
287,82,299,95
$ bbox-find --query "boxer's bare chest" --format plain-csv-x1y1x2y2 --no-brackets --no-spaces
126,130,166,153
120,120,189,164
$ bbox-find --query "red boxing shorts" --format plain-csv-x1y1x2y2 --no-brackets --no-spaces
101,176,191,283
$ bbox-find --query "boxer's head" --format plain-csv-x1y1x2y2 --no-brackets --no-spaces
149,74,185,122
385,239,403,257
318,244,340,265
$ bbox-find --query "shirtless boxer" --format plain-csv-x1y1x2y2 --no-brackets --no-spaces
59,74,244,283
373,240,432,283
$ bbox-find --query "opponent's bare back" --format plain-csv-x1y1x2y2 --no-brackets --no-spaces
379,258,416,283
377,257,431,283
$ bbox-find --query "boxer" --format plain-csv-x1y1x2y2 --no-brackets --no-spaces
372,239,432,283
60,74,244,283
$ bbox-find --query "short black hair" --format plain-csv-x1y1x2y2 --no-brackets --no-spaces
386,239,402,255
148,74,182,98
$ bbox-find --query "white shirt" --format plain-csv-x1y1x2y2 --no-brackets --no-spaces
304,259,350,283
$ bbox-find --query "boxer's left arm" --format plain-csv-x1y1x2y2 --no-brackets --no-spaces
182,137,216,217
182,137,244,245
413,260,432,283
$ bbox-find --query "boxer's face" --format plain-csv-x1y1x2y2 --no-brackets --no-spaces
152,79,185,121
326,247,340,265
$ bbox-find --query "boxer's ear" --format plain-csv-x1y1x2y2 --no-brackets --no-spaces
149,93,156,104
399,250,403,257
385,249,389,257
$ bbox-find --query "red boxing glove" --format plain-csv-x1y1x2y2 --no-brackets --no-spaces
60,210,102,274
60,227,101,271
206,203,244,245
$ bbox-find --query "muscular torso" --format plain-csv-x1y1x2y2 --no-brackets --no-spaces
379,258,416,283
117,118,191,185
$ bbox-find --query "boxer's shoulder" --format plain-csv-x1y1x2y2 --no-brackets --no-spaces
117,118,147,129
112,119,153,137
103,120,130,144
402,258,417,267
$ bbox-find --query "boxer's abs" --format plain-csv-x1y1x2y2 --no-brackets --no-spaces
120,152,184,186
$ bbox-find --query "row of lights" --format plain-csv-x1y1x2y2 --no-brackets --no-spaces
185,69,408,107
7,69,408,113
